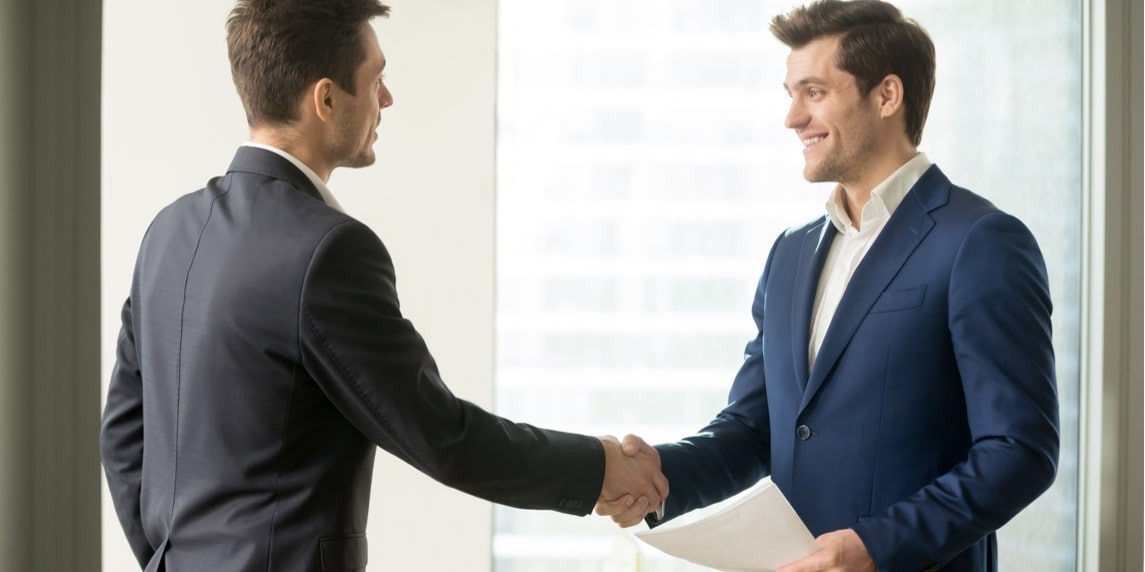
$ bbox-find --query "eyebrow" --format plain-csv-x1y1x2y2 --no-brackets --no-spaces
783,76,830,92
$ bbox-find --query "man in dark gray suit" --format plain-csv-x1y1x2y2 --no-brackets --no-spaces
99,1,667,570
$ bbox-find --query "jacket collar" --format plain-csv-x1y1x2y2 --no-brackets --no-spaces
225,146,324,204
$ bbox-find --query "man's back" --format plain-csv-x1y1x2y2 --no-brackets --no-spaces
103,148,611,571
105,148,375,570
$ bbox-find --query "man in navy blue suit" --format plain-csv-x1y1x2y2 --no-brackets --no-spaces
596,1,1059,570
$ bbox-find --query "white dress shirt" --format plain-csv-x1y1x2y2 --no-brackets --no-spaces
242,142,345,213
807,153,932,368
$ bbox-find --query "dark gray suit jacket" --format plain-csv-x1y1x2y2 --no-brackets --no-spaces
100,147,604,571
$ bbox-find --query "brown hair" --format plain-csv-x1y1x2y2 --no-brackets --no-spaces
226,0,391,127
771,0,935,146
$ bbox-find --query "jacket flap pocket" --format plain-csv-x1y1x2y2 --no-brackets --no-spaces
869,285,926,314
320,533,367,571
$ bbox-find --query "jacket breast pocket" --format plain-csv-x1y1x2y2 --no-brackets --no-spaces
320,533,368,571
869,285,927,314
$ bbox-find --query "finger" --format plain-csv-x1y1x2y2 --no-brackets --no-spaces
636,483,662,509
776,551,827,572
595,493,635,510
652,469,669,501
620,434,647,456
594,494,634,516
635,470,664,507
610,497,650,528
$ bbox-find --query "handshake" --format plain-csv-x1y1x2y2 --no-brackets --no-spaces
595,434,666,528
593,435,872,572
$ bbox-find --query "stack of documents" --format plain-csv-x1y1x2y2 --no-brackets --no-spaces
634,477,818,572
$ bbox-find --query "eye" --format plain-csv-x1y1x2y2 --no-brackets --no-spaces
808,88,823,98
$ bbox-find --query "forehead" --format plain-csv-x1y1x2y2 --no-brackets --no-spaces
784,36,850,87
358,22,385,71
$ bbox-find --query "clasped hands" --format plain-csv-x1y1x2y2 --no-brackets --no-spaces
595,435,876,571
595,434,665,528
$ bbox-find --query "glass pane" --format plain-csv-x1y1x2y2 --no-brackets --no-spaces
494,1,1081,570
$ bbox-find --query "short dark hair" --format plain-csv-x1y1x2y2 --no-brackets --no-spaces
227,0,391,127
771,0,935,146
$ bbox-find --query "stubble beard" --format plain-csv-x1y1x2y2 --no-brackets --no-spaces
333,114,378,170
804,123,877,185
340,145,375,169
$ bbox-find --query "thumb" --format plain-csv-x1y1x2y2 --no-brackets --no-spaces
620,434,646,456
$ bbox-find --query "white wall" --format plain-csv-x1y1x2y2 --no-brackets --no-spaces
101,1,497,570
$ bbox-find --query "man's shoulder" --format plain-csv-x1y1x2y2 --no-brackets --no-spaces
935,183,1018,228
778,213,830,243
164,167,345,219
144,168,363,260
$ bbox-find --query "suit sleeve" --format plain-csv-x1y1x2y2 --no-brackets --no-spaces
297,220,605,515
99,295,155,568
649,236,781,525
853,212,1060,569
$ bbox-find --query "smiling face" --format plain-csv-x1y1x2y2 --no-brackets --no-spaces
783,36,882,188
329,22,393,169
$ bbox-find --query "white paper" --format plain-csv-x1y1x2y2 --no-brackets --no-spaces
634,477,818,572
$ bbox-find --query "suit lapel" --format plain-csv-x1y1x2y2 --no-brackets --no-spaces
791,219,835,392
798,166,949,414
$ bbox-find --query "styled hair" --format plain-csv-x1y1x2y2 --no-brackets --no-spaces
771,0,935,146
226,0,391,127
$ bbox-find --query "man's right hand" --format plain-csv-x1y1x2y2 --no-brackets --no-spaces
595,434,667,527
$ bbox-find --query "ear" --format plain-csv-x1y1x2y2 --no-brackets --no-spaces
873,74,905,119
310,78,336,123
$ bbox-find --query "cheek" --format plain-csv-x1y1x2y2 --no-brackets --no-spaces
820,105,842,130
360,107,375,131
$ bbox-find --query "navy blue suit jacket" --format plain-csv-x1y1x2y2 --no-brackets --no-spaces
654,165,1059,571
100,147,605,571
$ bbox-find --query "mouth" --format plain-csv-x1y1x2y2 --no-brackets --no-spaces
801,133,827,155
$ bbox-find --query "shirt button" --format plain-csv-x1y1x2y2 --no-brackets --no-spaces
796,425,812,440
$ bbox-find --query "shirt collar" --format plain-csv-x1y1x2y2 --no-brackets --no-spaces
824,152,932,233
241,142,345,212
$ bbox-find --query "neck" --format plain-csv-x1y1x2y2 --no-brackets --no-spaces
839,144,917,227
249,126,333,182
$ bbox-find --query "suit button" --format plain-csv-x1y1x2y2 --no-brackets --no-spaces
796,425,812,440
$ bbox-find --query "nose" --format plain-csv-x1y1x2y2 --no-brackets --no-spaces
378,83,393,109
784,96,807,130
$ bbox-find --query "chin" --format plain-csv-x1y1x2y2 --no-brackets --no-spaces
803,158,843,184
803,165,826,183
342,152,377,170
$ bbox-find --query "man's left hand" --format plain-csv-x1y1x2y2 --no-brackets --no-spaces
776,529,877,572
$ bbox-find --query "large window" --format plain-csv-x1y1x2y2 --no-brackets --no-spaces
495,1,1081,570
